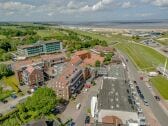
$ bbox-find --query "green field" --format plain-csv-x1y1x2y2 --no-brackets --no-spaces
150,76,168,99
73,29,132,44
156,38,168,45
115,42,167,71
0,35,6,39
2,76,20,92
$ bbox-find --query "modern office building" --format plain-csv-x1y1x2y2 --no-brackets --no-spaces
17,40,63,57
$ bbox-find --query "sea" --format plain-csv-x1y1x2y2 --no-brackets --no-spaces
57,19,168,29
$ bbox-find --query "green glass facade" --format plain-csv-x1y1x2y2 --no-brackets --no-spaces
20,41,62,57
45,42,61,53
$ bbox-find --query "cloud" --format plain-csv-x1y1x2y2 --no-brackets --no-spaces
5,11,15,16
142,0,168,7
137,13,153,17
121,1,135,8
0,1,35,10
79,0,114,12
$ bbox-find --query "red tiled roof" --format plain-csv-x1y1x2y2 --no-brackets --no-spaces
56,63,76,86
25,66,35,74
40,53,65,61
74,50,89,56
94,45,115,53
83,53,104,66
102,116,122,124
70,56,82,65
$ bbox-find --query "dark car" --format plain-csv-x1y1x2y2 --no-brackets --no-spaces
11,94,17,99
139,94,144,99
2,100,8,104
85,116,90,124
154,96,160,101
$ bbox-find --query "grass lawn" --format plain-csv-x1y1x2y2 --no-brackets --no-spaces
3,76,20,92
150,75,168,99
0,87,13,101
115,42,167,71
0,35,6,39
37,29,64,38
156,39,168,46
72,29,132,44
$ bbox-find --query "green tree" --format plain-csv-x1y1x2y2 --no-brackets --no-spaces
17,87,58,122
95,60,101,67
0,41,11,51
0,64,14,79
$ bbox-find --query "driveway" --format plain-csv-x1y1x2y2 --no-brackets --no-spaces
0,94,31,114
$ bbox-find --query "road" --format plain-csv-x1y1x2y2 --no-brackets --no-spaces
121,53,168,126
0,94,31,114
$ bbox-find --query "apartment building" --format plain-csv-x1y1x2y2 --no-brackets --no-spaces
17,40,63,57
48,63,85,100
12,53,66,85
22,66,44,87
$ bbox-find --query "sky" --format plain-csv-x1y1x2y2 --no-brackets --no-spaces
0,0,168,22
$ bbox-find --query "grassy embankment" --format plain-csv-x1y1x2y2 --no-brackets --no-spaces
150,76,168,99
115,42,167,71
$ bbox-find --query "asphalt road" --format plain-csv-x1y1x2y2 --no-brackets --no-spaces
121,53,168,126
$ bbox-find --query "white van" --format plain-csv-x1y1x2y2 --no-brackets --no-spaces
76,103,81,110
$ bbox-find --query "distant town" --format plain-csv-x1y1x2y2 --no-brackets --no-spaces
0,22,168,126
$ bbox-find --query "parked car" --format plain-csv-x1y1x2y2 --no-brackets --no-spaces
139,94,144,99
10,105,16,109
76,103,81,110
2,100,8,104
144,100,149,106
11,94,17,99
154,96,160,101
85,116,90,124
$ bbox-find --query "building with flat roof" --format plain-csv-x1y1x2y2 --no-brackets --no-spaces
17,40,63,57
92,65,139,126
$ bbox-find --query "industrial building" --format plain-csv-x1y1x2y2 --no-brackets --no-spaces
90,65,143,126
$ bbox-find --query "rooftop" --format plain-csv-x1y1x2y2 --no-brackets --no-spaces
74,50,89,56
13,53,66,70
98,65,133,111
25,66,35,74
18,40,60,49
83,53,104,66
70,55,82,65
93,45,115,53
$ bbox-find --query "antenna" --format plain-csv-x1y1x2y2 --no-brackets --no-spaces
163,58,167,76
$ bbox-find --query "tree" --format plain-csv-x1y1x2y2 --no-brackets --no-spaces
0,41,11,51
95,60,101,67
100,52,104,57
17,87,58,122
0,64,14,79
